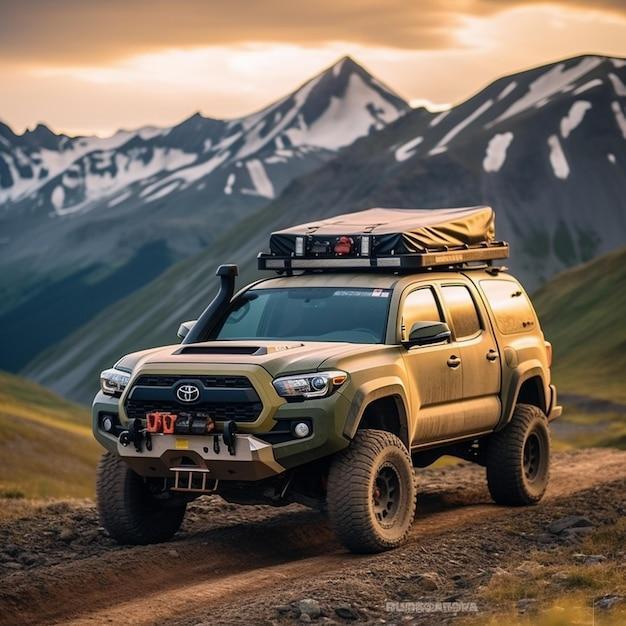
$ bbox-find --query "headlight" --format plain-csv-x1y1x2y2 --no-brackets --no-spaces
273,370,348,399
100,368,131,396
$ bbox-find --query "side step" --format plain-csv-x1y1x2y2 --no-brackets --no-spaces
170,466,219,494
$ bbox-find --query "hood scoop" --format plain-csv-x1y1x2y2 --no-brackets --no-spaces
175,343,305,356
177,346,265,355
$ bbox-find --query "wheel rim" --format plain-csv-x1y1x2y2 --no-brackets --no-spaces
523,432,542,482
372,463,401,527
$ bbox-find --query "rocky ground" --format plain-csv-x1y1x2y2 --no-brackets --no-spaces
0,448,624,626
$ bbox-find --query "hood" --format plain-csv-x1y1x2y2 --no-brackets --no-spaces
116,340,376,378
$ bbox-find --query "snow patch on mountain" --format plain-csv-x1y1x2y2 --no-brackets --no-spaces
108,190,132,207
48,147,196,215
0,133,178,205
394,137,423,162
429,100,493,155
497,82,517,101
608,73,626,97
496,56,602,123
141,151,230,198
573,79,602,95
429,110,450,127
612,102,626,139
235,77,321,160
304,74,404,150
611,58,626,69
548,135,569,179
483,132,514,173
560,101,592,138
144,180,180,203
224,173,235,195
243,159,274,198
51,186,65,211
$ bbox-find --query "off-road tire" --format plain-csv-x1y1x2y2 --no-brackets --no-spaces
327,429,417,553
96,452,186,544
486,403,550,506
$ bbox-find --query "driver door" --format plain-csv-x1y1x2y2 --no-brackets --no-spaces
399,285,464,445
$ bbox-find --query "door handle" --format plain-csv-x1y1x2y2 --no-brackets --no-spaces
486,349,498,362
447,355,461,368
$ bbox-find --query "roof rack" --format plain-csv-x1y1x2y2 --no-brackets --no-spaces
258,241,509,273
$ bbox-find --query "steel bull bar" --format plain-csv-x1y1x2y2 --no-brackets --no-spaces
116,427,285,485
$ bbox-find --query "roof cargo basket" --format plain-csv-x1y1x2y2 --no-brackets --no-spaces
258,206,509,273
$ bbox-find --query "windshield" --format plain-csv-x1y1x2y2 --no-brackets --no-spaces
214,287,392,344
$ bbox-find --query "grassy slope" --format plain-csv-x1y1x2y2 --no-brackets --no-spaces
534,246,626,449
534,245,626,403
0,371,101,498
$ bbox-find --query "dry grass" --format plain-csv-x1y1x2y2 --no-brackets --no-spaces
0,371,101,498
463,518,626,626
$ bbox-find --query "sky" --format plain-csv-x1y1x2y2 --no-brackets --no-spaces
1,0,626,137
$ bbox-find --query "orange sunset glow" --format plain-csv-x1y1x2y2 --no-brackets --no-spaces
1,0,626,136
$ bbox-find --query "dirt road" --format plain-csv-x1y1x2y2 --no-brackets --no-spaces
0,448,624,625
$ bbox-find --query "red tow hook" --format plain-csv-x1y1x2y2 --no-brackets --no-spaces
146,412,163,433
146,412,178,434
162,413,178,434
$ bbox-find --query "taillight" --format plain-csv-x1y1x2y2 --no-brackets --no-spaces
545,341,552,367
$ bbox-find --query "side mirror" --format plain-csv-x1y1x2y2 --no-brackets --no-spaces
403,321,451,347
177,320,196,340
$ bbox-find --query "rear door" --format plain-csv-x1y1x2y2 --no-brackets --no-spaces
399,284,465,445
437,281,501,435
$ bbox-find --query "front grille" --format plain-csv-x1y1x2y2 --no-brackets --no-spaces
125,374,263,423
134,375,252,388
125,401,262,422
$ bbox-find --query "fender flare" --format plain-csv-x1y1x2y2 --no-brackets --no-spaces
497,360,548,430
342,377,410,448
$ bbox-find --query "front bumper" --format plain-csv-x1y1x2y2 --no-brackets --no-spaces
92,386,353,480
117,433,285,481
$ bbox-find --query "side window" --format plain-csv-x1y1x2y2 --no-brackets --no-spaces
479,279,537,334
401,287,442,341
440,285,481,340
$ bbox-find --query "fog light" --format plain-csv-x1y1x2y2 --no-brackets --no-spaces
293,422,310,438
102,416,113,432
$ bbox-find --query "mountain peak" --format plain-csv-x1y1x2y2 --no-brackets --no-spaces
321,55,369,80
24,122,58,139
331,55,360,69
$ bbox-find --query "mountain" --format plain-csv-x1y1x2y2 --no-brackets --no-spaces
21,53,626,403
0,57,408,371
243,54,626,287
0,370,99,497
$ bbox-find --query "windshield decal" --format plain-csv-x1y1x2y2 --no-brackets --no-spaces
333,289,390,298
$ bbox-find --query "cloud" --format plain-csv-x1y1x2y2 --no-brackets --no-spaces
1,0,624,66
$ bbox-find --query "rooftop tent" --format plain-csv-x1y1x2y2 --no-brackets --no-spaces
259,206,508,271
269,206,496,257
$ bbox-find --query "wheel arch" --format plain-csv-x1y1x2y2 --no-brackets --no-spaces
498,361,548,430
343,380,410,450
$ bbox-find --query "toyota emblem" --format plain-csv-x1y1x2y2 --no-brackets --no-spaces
176,384,200,403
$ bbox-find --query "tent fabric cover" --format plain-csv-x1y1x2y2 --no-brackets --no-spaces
269,206,496,256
